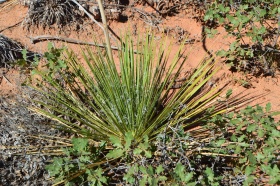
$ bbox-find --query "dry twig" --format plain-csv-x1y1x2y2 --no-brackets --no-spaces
28,35,140,54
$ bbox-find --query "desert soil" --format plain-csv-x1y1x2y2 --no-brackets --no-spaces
0,1,280,185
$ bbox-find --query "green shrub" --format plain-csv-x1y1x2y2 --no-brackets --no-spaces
207,103,280,185
46,103,280,185
204,0,280,76
28,34,227,144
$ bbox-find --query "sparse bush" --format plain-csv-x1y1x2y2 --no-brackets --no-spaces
45,103,280,185
23,0,82,30
204,0,280,76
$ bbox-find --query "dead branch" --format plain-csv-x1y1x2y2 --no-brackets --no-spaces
28,35,119,49
0,20,22,33
28,35,140,54
96,0,113,61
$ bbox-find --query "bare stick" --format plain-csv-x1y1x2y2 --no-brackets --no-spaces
28,35,119,50
2,75,12,85
96,0,113,61
71,0,113,61
28,35,140,54
0,20,22,33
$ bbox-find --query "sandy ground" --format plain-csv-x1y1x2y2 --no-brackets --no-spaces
1,3,279,112
0,1,280,185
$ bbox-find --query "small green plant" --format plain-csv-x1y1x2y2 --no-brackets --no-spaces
206,103,280,185
204,0,280,76
46,103,280,185
232,77,252,88
46,138,108,185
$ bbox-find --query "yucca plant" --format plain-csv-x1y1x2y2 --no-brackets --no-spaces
29,34,229,144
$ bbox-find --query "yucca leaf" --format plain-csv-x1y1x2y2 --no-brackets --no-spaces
29,34,232,144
